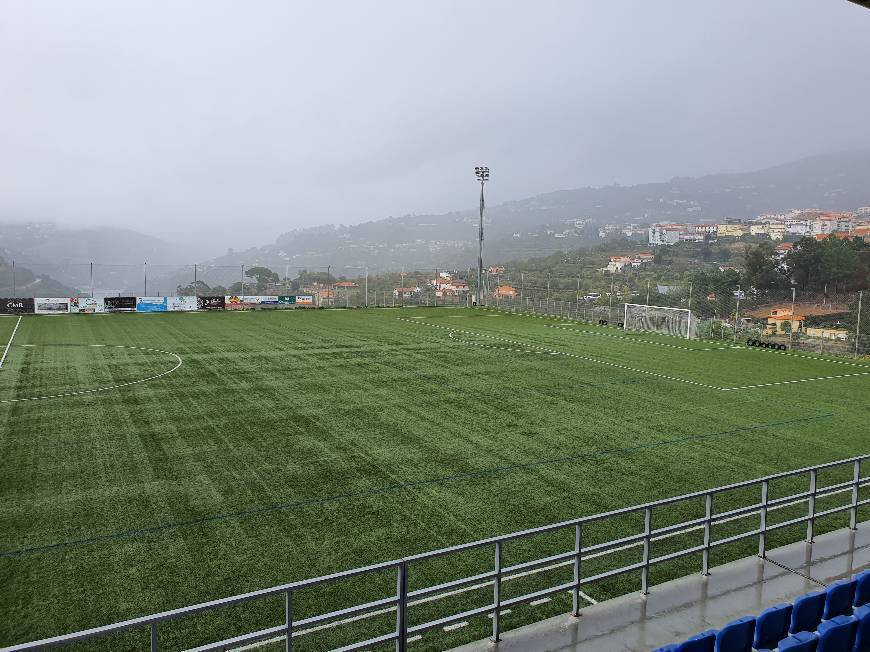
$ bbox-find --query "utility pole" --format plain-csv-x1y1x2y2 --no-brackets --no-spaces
241,265,245,296
193,264,198,295
646,279,651,306
687,282,693,339
90,262,94,298
11,260,15,296
576,275,581,314
734,285,741,342
474,166,490,306
400,267,405,308
855,290,863,359
144,261,148,296
789,287,796,350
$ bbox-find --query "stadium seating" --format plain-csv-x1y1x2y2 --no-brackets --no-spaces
652,569,870,652
754,604,793,650
816,615,857,651
778,631,818,651
853,604,870,651
791,591,826,634
824,579,857,619
855,570,870,609
715,616,756,651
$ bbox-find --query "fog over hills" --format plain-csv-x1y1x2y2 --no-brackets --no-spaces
156,150,870,288
2,150,868,294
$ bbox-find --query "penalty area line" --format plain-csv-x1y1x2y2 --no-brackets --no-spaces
0,315,22,369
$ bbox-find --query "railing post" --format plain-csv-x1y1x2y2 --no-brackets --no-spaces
806,469,817,543
396,562,408,652
850,460,861,530
702,493,712,575
150,623,158,652
572,523,582,616
492,541,503,641
758,480,769,558
292,591,293,652
641,507,652,594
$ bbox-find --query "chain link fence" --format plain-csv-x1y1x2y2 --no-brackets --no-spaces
1,260,866,357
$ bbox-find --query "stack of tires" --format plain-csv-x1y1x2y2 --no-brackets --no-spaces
746,338,788,351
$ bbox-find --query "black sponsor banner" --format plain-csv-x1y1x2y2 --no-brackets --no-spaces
103,296,136,312
197,295,225,310
0,298,35,314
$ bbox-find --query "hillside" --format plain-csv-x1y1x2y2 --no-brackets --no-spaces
157,150,870,288
0,257,78,297
0,223,194,295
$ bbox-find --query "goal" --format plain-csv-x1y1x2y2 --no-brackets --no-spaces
623,303,694,339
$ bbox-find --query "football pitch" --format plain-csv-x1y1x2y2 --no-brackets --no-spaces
1,307,868,650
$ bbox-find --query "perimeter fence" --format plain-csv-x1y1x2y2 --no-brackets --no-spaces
1,260,866,356
491,284,868,357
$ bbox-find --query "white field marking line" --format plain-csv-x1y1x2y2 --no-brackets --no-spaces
0,316,22,369
721,370,870,391
730,342,870,369
396,318,724,391
0,344,182,405
498,305,870,369
443,621,468,631
421,316,870,392
529,597,551,606
545,323,726,352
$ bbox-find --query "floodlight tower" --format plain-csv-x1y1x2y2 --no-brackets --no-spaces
474,166,490,306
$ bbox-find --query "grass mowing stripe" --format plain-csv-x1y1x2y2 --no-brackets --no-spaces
0,411,832,559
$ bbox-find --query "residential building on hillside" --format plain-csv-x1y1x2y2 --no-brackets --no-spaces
649,223,685,245
493,285,517,299
606,256,632,272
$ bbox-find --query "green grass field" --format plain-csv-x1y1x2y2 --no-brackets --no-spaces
1,307,868,650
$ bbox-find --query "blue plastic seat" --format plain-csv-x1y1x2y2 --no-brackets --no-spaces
856,570,870,609
652,645,680,652
677,628,716,651
779,631,819,652
791,590,826,634
853,603,870,652
753,602,792,650
825,578,858,619
714,616,755,652
817,614,857,652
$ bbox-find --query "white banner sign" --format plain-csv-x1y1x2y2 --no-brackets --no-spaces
168,296,198,311
35,298,71,314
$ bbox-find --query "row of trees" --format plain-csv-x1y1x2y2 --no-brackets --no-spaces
175,267,349,296
742,236,869,294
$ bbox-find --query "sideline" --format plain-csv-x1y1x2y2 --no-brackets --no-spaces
0,316,23,369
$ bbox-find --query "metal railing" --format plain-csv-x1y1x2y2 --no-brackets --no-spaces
4,455,867,652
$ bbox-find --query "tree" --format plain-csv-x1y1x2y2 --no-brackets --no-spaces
742,241,786,294
175,280,212,296
244,266,279,292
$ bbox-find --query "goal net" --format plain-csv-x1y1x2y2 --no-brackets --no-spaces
623,303,694,339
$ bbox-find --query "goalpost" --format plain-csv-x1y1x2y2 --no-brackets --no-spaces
623,303,694,339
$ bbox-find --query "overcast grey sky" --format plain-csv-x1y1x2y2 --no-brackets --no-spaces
1,0,869,252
